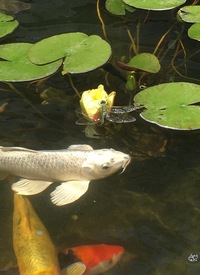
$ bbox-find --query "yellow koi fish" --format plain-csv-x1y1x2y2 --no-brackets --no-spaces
13,193,86,275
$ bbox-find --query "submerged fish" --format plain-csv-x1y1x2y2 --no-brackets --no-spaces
0,0,31,13
59,244,124,275
0,144,131,206
13,193,60,274
13,193,86,275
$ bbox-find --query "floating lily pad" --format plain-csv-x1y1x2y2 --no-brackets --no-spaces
178,5,200,23
28,33,112,74
105,0,135,15
127,53,161,73
123,0,186,10
188,23,200,41
0,43,62,82
134,82,200,130
0,12,18,38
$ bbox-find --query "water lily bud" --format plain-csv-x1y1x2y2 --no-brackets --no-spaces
80,85,116,122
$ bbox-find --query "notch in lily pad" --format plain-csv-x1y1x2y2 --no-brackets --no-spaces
177,5,200,41
178,5,200,23
134,82,200,130
27,33,112,74
0,43,62,82
105,0,135,15
0,12,19,38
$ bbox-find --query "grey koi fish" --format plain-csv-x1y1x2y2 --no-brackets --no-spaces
0,144,131,206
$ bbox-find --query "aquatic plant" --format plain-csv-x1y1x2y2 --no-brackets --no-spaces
0,12,18,38
134,82,200,130
105,0,187,14
0,1,199,132
77,84,137,127
102,0,200,130
79,84,116,123
0,43,62,81
122,0,187,10
27,33,111,74
0,12,111,81
105,0,135,15
178,5,200,41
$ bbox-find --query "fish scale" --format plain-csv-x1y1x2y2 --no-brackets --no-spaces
13,194,61,274
0,151,87,181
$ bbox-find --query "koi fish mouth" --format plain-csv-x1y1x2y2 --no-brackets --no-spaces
120,155,131,174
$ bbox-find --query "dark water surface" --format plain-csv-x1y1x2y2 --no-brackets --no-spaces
0,0,200,274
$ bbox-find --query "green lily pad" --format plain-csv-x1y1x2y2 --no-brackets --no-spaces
178,5,200,23
127,53,161,73
188,23,200,41
0,12,18,38
123,0,186,10
0,43,62,82
28,33,112,74
105,0,135,15
134,82,200,130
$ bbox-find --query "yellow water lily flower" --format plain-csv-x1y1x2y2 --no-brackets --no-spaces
80,84,116,122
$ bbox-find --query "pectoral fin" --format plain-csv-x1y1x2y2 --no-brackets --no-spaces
61,262,86,275
50,180,90,206
12,179,53,195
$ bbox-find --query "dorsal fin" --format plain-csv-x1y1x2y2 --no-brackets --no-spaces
67,144,93,151
0,146,37,153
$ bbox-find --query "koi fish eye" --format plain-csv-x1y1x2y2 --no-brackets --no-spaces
101,163,111,170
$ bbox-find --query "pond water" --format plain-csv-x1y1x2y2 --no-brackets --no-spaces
0,0,200,274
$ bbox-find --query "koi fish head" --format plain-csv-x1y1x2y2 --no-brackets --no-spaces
82,149,131,180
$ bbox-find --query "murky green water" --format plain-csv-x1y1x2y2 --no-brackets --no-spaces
0,0,200,274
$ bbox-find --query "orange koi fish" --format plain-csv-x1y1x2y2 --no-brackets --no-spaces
59,244,124,275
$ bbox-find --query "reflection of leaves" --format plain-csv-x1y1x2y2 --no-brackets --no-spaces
114,191,172,231
126,127,167,158
0,96,75,147
40,87,73,107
